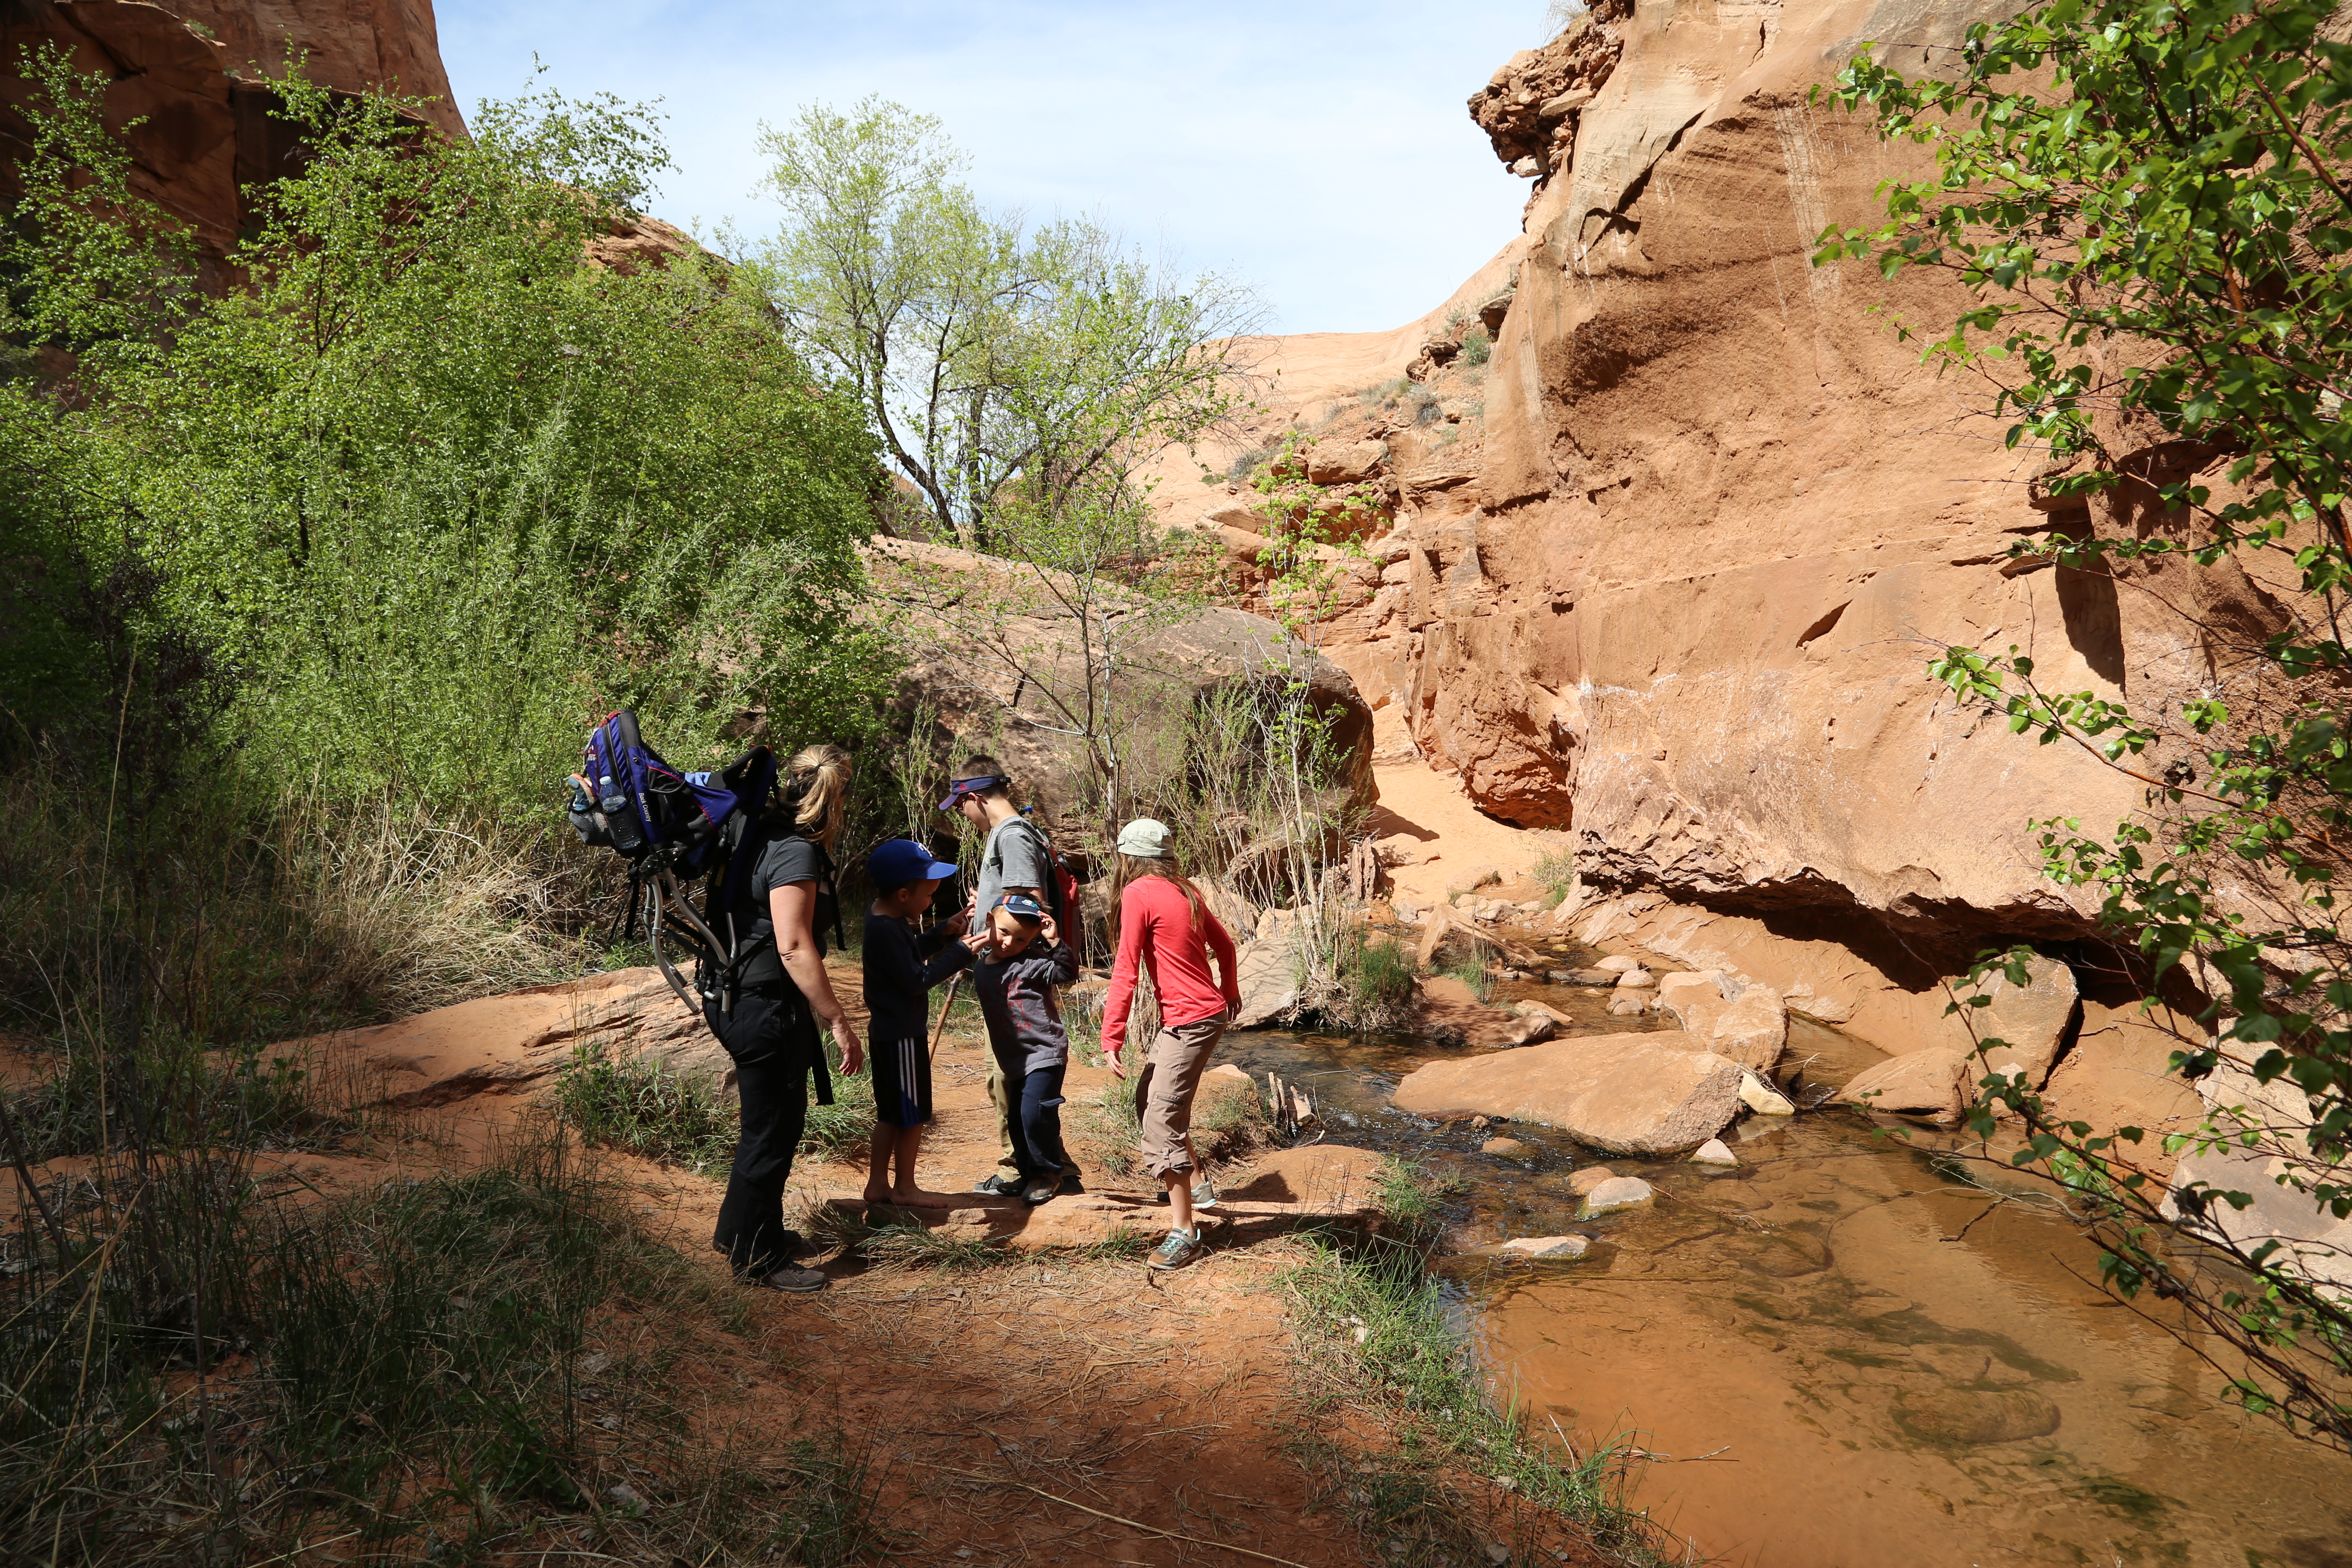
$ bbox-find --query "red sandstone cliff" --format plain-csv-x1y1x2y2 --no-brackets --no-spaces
0,0,465,262
1179,0,2273,963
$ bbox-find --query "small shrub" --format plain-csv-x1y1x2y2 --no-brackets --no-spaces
553,1040,737,1173
1335,927,1418,1032
1530,848,1578,906
1072,1077,1142,1177
1459,327,1492,367
1413,395,1445,426
1441,952,1494,1003
800,1067,878,1162
1227,444,1271,483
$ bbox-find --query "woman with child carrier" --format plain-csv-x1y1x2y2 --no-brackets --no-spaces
707,743,861,1294
1099,818,1242,1271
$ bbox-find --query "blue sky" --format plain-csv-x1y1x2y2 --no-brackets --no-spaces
436,3,1550,335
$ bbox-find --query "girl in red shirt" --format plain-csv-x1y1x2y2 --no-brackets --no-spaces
1101,818,1242,1269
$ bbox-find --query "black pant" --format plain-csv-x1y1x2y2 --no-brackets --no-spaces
710,984,821,1276
1005,1059,1070,1181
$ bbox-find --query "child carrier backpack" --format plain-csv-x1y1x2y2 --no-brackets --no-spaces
567,709,778,1027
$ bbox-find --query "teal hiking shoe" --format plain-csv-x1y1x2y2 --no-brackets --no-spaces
1149,1226,1205,1271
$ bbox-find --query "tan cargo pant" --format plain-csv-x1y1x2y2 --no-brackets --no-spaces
1133,1008,1230,1180
984,1049,1021,1177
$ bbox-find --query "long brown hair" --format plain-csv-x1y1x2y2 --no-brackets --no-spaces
775,743,852,850
1112,851,1206,936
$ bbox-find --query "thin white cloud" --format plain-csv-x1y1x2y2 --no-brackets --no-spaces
437,1,1548,334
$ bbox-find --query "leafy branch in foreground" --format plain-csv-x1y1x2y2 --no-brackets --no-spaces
1829,0,2352,1449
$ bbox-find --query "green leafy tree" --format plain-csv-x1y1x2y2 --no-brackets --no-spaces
6,52,885,813
754,97,1260,836
1822,0,2352,1447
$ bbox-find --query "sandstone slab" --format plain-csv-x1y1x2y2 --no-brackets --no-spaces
1392,1032,1742,1155
1500,1234,1590,1260
1564,1166,1617,1197
1663,981,1788,1071
1841,1048,1971,1120
1970,956,2082,1087
1229,933,1301,1030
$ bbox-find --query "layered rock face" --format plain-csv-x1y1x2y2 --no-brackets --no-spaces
0,1,465,264
1312,0,2273,972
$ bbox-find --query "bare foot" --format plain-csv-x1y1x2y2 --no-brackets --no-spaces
861,1183,891,1205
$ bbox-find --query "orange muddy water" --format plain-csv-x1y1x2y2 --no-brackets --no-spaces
1222,993,2352,1568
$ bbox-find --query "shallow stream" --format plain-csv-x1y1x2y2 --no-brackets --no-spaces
1218,955,2352,1568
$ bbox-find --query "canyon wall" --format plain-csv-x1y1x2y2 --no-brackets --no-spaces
0,0,464,265
1338,0,2257,970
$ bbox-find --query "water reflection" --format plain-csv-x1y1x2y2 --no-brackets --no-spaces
1219,998,2352,1568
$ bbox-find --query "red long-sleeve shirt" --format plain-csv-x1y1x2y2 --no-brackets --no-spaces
1102,875,1241,1054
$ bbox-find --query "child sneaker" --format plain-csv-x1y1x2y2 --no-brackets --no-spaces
1149,1226,1205,1271
1191,1178,1217,1210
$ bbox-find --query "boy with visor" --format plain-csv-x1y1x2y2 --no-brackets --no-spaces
939,758,1053,1194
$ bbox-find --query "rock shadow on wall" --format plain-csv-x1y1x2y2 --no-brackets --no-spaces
2055,564,2127,691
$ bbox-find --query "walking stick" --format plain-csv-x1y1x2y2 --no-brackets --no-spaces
928,974,964,1065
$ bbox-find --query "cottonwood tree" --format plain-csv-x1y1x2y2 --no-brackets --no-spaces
754,98,1263,836
1823,0,2352,1448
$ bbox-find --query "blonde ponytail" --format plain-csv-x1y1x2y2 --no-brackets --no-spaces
778,743,852,850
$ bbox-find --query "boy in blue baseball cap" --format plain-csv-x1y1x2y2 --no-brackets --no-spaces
861,837,983,1207
968,892,1081,1205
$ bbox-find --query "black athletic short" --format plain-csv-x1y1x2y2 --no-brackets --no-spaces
872,1036,932,1127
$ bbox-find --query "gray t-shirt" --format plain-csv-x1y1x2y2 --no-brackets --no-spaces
969,815,1050,934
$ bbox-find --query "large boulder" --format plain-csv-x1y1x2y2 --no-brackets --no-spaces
1660,977,1788,1071
1230,928,1301,1029
1307,440,1387,485
1840,1047,1971,1120
1392,1032,1742,1155
863,539,1375,851
1970,956,2082,1087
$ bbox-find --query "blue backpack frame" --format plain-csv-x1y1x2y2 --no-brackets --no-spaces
568,709,779,1027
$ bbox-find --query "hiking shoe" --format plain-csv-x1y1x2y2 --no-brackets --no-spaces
1023,1178,1059,1206
973,1173,1023,1197
1148,1227,1205,1271
744,1263,827,1294
1154,1179,1218,1209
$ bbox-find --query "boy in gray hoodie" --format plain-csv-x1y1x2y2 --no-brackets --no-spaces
968,894,1080,1205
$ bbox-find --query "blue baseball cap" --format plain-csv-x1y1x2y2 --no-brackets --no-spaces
994,893,1045,924
867,838,961,887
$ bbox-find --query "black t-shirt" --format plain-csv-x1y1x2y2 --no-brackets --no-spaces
730,825,836,987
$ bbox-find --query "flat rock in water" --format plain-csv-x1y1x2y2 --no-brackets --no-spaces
1689,1137,1737,1165
1564,1166,1617,1196
1582,1176,1655,1213
1562,968,1619,986
1501,1234,1589,1260
1615,968,1656,989
1606,991,1652,1017
1892,1388,2061,1446
1391,1032,1743,1155
1480,1136,1532,1158
1595,956,1641,973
